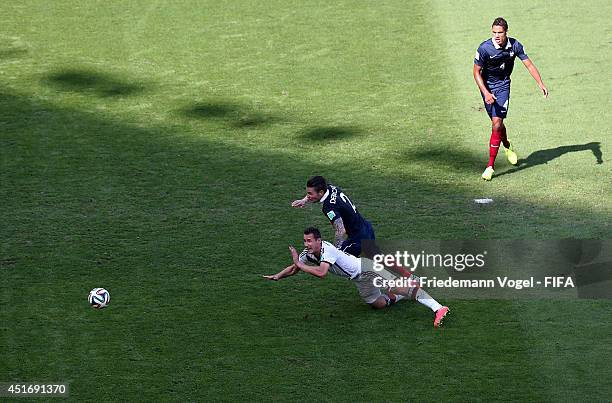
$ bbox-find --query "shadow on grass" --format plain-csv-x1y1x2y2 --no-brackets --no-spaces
0,47,28,59
184,102,360,135
183,100,281,128
403,147,484,171
496,142,603,178
186,102,238,119
297,126,363,143
43,69,148,97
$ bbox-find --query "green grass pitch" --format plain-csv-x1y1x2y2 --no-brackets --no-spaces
1,0,611,401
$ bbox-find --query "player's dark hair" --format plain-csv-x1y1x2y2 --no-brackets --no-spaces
304,227,321,239
492,17,508,31
306,176,327,193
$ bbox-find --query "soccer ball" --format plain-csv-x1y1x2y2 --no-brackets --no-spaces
88,288,110,309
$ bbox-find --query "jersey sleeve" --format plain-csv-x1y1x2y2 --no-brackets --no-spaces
320,246,338,266
299,249,308,264
514,40,529,61
299,249,317,266
474,45,487,66
322,204,339,223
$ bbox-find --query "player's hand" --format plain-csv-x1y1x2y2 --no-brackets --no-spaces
263,274,279,281
291,198,306,208
288,245,299,264
484,91,497,105
540,85,549,98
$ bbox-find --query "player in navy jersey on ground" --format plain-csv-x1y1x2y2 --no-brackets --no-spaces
263,227,450,327
474,17,548,181
291,176,375,258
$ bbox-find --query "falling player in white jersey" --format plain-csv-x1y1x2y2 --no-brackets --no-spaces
263,227,450,328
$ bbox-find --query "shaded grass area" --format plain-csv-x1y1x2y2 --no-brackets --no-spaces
43,68,149,97
297,126,364,143
1,85,611,400
184,100,282,128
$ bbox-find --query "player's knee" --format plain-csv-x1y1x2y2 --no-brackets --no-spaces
492,120,504,131
369,297,388,310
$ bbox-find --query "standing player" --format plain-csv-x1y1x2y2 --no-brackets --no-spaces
474,17,548,181
263,227,450,328
291,176,374,257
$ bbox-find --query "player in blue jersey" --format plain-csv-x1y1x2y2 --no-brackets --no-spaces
474,17,548,181
263,227,450,327
291,176,375,258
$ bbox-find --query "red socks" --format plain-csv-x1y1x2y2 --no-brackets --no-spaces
488,129,502,168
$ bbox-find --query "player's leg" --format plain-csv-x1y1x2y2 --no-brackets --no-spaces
365,220,375,241
481,94,497,180
341,238,361,257
482,87,511,180
369,295,392,309
389,275,441,310
497,86,518,165
356,272,450,326
500,121,510,148
344,221,376,259
487,117,504,169
389,275,450,328
359,221,416,279
353,271,393,310
501,121,518,165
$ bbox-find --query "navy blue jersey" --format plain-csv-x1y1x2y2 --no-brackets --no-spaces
474,37,529,88
320,185,367,237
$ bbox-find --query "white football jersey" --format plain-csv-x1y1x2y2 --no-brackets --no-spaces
299,241,362,279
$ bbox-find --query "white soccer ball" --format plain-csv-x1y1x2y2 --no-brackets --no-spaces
88,288,110,309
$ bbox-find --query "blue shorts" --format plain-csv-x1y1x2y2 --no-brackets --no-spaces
341,220,375,257
482,85,510,119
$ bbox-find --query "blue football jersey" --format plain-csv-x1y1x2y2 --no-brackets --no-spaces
320,185,368,237
474,37,529,87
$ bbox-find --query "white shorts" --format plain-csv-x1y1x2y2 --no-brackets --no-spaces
352,269,420,304
352,270,391,304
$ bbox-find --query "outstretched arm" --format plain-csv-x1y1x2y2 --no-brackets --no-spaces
291,195,311,208
289,246,330,278
263,264,300,281
522,58,548,97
